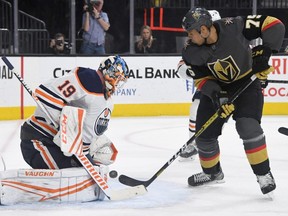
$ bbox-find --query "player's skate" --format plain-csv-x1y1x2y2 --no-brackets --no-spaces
188,169,224,186
179,143,198,162
256,171,276,195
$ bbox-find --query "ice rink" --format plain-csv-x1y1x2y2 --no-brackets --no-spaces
0,115,288,216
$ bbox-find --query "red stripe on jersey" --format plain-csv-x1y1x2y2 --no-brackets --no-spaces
198,79,208,90
199,152,220,161
262,20,282,32
245,144,266,154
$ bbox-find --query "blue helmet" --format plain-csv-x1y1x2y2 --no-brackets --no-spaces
182,7,213,32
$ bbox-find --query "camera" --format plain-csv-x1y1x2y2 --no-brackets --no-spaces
55,39,64,46
86,0,101,14
86,3,94,14
63,42,72,54
54,39,72,54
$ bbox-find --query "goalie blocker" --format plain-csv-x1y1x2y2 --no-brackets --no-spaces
0,166,108,205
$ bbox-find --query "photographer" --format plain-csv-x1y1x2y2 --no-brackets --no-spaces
80,0,110,55
46,33,72,55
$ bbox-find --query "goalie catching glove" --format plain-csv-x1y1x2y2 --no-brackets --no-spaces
211,91,235,119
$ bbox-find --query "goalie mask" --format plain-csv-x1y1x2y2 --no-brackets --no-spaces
182,7,212,32
99,55,129,98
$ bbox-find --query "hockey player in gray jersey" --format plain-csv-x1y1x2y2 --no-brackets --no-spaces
178,10,221,161
181,7,285,195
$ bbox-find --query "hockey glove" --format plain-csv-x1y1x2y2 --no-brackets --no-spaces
256,66,274,88
252,45,272,74
255,66,274,80
218,103,235,119
211,91,235,119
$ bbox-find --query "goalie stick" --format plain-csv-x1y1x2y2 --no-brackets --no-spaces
278,127,288,136
119,75,257,187
1,56,146,200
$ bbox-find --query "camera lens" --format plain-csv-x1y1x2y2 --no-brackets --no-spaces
56,39,63,46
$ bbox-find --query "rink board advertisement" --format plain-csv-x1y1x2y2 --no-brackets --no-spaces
0,55,287,119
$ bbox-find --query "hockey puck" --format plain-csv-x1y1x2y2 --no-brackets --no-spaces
109,170,118,178
278,127,288,136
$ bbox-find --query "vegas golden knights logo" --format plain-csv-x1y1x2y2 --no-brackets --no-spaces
207,55,240,83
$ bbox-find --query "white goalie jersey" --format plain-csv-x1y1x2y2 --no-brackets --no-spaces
27,67,117,163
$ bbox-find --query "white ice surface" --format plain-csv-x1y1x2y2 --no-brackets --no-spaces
0,116,288,216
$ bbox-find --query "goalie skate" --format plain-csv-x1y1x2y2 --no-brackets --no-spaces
179,143,198,162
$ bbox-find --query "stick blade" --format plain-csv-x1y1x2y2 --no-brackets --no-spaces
108,185,147,201
119,174,149,187
278,127,288,136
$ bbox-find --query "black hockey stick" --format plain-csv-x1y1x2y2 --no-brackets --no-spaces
1,56,147,200
268,80,288,84
278,127,288,136
119,75,257,187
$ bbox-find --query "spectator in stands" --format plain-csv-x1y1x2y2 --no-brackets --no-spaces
135,25,159,54
46,33,71,55
80,0,110,55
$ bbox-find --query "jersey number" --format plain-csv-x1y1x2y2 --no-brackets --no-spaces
58,80,76,97
246,15,262,29
187,65,195,77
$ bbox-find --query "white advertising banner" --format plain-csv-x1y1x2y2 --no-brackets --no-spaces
0,55,287,108
263,56,288,102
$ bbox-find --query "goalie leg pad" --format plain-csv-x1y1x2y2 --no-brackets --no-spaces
0,165,108,205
